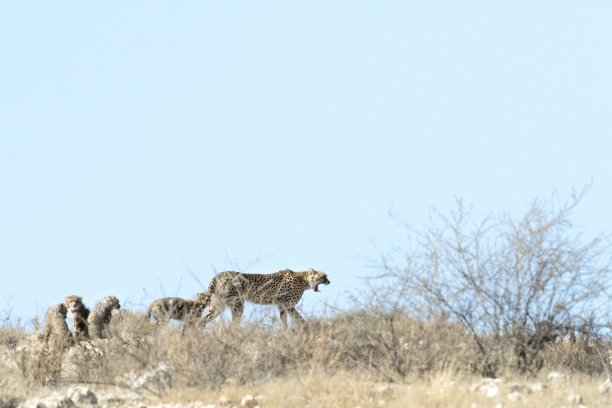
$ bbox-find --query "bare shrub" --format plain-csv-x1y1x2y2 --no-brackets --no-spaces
0,326,24,349
14,335,71,386
542,316,609,375
377,189,612,376
319,310,476,382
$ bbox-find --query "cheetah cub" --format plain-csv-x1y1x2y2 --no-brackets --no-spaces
65,295,90,341
146,294,208,328
88,295,121,339
41,303,72,345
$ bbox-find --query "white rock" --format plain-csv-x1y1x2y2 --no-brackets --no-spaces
124,363,173,391
240,395,257,408
566,393,584,405
599,378,612,393
527,382,548,392
470,378,500,393
485,385,500,398
376,385,390,393
68,386,98,405
19,393,75,408
547,371,562,382
218,396,230,405
507,391,524,402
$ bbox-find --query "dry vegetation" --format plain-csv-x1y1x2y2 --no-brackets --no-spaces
2,191,612,407
1,308,612,407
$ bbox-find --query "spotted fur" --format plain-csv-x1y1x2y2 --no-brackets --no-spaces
64,295,90,341
88,295,120,339
146,294,208,327
201,268,330,327
42,303,72,345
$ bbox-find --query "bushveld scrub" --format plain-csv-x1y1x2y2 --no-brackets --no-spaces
1,307,612,407
0,309,479,394
377,188,612,377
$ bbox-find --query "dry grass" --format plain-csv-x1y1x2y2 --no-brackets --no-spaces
1,308,612,407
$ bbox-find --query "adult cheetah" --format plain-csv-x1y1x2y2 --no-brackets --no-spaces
200,268,330,327
146,294,208,328
65,295,90,341
88,295,121,339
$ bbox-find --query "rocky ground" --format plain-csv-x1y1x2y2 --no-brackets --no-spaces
2,314,612,407
6,370,612,408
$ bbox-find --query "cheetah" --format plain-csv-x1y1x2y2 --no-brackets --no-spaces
41,303,72,345
65,295,90,341
146,294,208,328
201,268,330,327
88,295,121,339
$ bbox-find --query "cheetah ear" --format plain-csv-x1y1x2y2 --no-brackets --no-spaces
308,267,314,273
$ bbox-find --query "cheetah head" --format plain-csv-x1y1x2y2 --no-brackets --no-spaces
307,268,330,292
195,292,211,306
193,302,207,316
52,303,68,317
64,295,85,312
104,295,121,310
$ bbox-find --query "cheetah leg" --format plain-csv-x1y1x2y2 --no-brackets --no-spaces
278,307,288,328
151,312,170,326
90,327,100,339
202,305,222,325
228,298,244,325
287,307,305,325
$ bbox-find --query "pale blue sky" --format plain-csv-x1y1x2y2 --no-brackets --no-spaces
1,1,610,324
